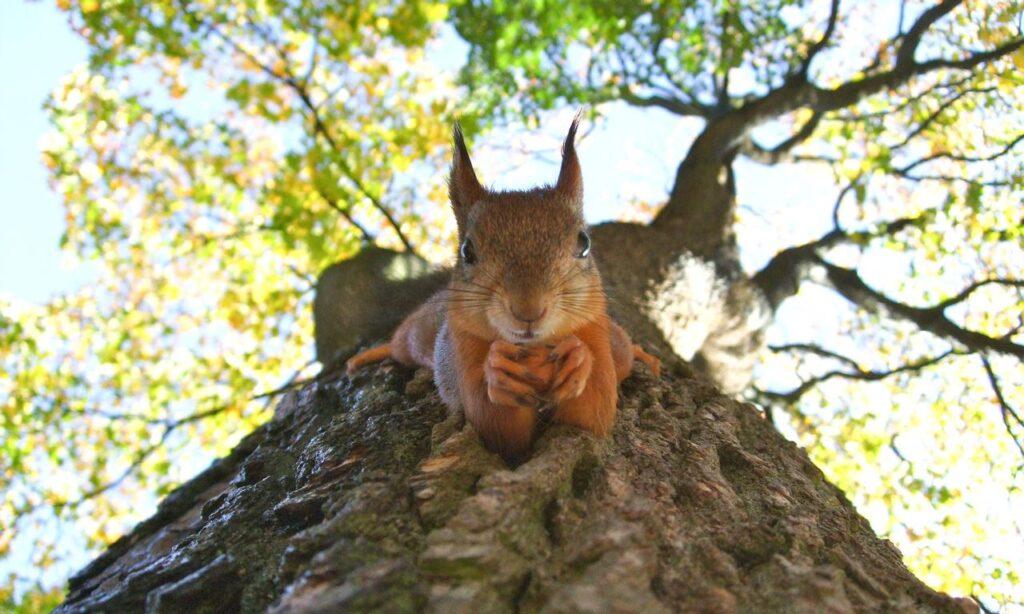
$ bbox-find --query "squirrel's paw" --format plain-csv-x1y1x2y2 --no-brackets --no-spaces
632,344,661,377
548,336,593,404
485,340,547,411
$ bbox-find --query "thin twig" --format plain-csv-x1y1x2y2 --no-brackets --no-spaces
981,356,1024,460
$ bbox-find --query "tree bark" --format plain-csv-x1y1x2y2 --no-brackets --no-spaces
57,335,974,613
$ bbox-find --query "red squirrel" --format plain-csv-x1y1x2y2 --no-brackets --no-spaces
347,116,660,462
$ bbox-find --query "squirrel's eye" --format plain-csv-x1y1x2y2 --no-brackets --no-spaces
576,231,591,259
460,238,477,265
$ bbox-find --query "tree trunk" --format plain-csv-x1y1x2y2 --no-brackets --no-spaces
57,345,973,612
56,134,971,612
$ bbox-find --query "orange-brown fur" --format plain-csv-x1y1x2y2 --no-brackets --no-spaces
348,117,659,462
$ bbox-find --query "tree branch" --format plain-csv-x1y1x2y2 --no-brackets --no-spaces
68,428,176,506
59,401,237,507
915,36,1024,72
894,0,961,68
50,361,316,512
819,260,1024,359
891,170,1012,188
809,43,1018,116
752,215,917,309
933,278,1024,311
981,356,1024,460
760,346,961,405
620,90,711,118
277,73,420,256
739,111,823,164
814,32,1023,113
896,133,1024,174
733,0,1017,153
829,74,975,122
312,183,376,244
768,342,861,371
195,15,419,255
890,85,996,149
657,0,1022,248
799,0,842,78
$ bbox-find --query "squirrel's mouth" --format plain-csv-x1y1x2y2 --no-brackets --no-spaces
512,330,536,342
500,323,547,345
490,307,555,345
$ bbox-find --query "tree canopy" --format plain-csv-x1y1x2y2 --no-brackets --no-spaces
2,0,1022,609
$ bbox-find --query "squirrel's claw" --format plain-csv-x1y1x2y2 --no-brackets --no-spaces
485,365,536,396
485,340,549,411
485,376,544,411
548,336,593,404
487,340,549,386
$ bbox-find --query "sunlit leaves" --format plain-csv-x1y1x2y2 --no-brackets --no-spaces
3,0,457,603
454,0,819,122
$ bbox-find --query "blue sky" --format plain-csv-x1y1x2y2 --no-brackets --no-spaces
0,2,93,303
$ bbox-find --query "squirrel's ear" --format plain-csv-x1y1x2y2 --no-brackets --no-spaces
554,111,583,208
449,123,485,229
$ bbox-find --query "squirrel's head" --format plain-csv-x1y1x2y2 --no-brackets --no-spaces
445,115,604,345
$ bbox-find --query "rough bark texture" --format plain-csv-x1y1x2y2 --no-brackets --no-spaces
57,341,973,613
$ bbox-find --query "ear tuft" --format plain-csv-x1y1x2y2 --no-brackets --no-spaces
555,110,583,207
449,122,485,230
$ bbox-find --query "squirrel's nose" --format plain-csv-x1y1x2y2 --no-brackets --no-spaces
510,305,547,325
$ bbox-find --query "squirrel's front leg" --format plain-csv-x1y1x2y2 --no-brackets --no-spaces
454,335,541,463
548,321,619,437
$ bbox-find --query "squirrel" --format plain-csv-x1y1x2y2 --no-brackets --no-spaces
347,116,660,462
